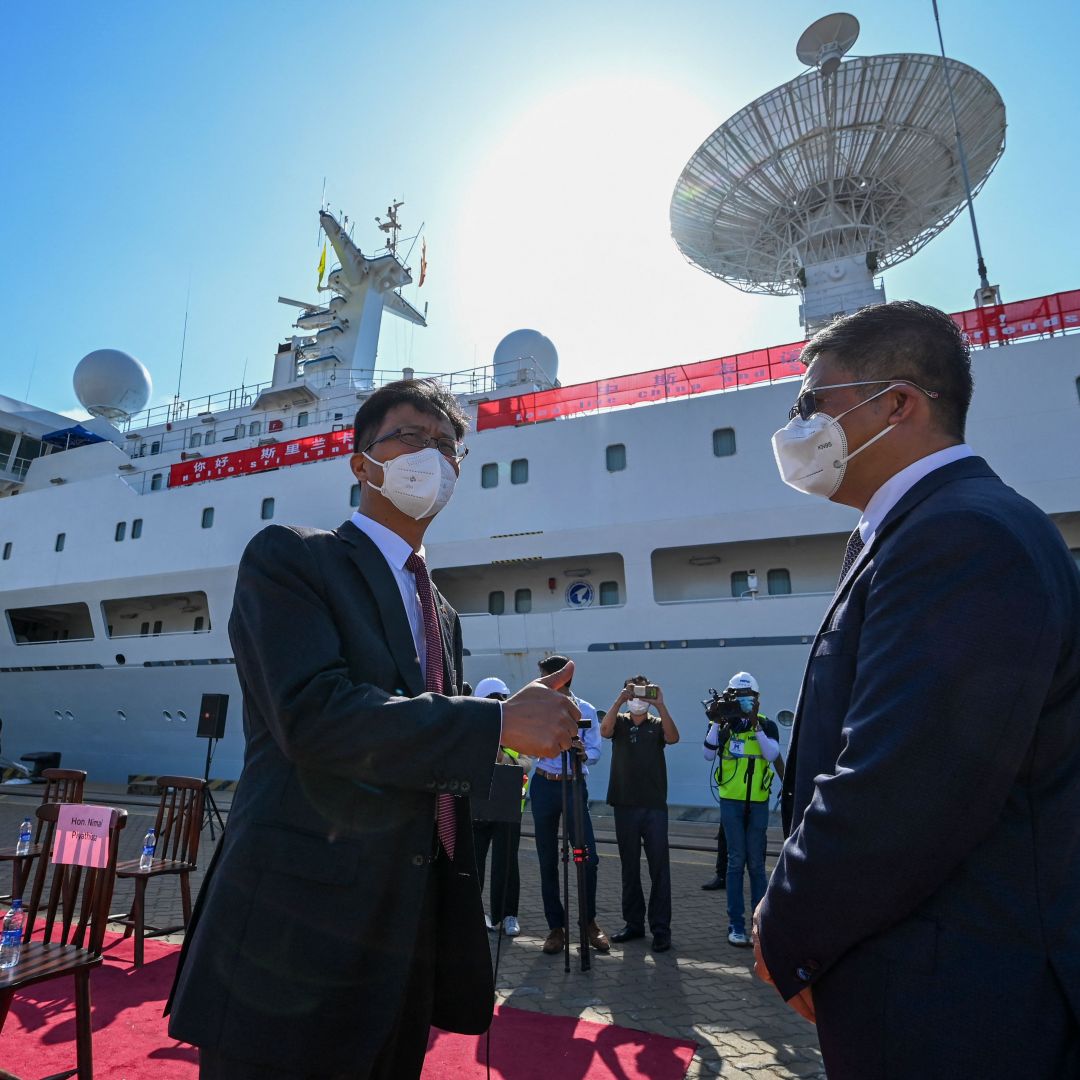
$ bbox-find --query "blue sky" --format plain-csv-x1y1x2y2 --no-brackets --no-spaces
2,0,1077,418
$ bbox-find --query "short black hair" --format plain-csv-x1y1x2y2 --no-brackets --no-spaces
627,674,648,685
353,379,469,455
800,301,973,439
538,654,570,676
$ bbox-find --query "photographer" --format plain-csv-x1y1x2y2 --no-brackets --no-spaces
702,672,784,946
600,675,680,952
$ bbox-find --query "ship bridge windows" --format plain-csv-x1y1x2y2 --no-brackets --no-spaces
7,602,94,644
101,591,211,639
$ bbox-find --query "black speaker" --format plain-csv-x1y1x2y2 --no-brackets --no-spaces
197,693,229,739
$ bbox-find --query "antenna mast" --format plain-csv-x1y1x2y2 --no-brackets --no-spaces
375,199,405,257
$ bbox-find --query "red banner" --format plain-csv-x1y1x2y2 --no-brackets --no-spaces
476,288,1080,431
169,428,353,487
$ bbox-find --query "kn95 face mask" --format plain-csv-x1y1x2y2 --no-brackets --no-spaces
363,446,458,519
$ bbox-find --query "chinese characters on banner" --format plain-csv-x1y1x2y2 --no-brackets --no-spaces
169,428,353,488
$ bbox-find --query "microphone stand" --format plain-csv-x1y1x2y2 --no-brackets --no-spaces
560,748,573,974
570,742,591,972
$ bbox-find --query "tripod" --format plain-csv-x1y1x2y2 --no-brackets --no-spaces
559,744,591,973
201,736,226,839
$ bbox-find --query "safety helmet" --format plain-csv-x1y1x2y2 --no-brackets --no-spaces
727,671,759,693
474,676,511,698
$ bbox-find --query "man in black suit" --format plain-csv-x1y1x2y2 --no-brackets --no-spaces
754,302,1080,1078
168,379,583,1079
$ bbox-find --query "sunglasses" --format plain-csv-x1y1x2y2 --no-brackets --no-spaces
788,379,940,422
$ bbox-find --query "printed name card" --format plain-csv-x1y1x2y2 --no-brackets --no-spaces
53,805,112,869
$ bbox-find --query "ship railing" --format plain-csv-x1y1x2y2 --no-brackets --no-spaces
654,592,834,604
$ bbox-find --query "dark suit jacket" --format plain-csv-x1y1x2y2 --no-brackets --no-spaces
759,457,1080,1079
167,521,502,1073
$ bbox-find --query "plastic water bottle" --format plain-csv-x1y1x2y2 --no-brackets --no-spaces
15,817,31,857
0,899,25,970
139,828,156,871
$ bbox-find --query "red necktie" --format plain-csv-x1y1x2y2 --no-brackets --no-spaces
406,551,456,861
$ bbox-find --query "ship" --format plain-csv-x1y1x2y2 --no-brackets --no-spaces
1,15,1078,807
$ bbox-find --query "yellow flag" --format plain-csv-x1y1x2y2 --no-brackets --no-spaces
317,242,327,287
418,238,428,287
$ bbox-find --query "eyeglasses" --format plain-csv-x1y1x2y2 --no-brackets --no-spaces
788,379,940,421
363,426,469,463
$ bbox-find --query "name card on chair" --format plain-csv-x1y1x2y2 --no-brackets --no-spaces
52,804,112,868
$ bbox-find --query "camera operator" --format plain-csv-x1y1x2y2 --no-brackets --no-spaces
702,672,784,946
600,675,679,952
530,655,611,956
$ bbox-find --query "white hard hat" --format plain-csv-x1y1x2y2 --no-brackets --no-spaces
727,671,760,693
474,676,511,698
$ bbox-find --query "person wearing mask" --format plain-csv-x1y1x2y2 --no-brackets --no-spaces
601,675,680,952
530,654,610,956
704,672,783,947
167,379,582,1080
754,301,1080,1078
471,676,531,937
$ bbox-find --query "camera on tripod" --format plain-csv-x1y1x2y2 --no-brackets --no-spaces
702,687,752,734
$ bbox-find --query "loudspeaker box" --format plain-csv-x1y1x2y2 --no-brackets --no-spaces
197,693,229,739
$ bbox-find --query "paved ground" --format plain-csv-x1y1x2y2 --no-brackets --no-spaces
0,784,823,1079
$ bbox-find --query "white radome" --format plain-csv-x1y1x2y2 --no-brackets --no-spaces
73,349,153,420
493,329,559,389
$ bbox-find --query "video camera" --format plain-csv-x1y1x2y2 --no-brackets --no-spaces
702,687,752,734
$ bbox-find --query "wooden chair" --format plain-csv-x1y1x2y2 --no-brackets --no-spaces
0,769,87,903
110,775,206,968
0,801,128,1080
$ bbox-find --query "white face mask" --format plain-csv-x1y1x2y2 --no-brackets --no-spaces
627,699,650,716
363,446,458,519
771,385,899,498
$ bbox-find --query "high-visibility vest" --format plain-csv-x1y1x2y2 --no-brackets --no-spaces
502,747,529,810
715,715,775,803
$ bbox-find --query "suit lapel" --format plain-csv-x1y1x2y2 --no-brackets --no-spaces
434,586,458,694
335,520,425,697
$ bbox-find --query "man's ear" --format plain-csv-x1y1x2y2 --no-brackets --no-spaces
350,452,376,485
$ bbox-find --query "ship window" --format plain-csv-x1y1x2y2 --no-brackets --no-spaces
201,507,214,529
7,602,94,644
767,568,791,595
730,570,748,598
2,542,10,560
606,444,626,472
777,709,795,728
138,443,148,457
249,420,262,437
1076,378,1080,405
349,483,361,508
261,497,275,520
131,518,143,539
712,427,736,457
510,459,529,485
599,581,620,606
297,412,309,428
514,588,532,614
150,440,161,455
150,473,163,491
488,591,505,615
102,590,210,638
1071,548,1080,572
189,432,202,449
481,463,499,489
234,424,246,438
203,429,215,445
55,533,66,552
115,521,126,542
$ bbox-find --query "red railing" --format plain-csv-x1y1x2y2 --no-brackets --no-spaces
476,288,1080,432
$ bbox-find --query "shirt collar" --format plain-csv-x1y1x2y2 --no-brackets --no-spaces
859,444,974,542
350,511,424,571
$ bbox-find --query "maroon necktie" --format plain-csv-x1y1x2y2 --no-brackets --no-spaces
406,551,456,861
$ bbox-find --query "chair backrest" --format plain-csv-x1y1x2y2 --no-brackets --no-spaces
151,776,206,866
29,768,87,844
24,802,127,956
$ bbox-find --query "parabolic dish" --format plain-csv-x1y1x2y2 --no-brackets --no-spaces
670,53,1006,295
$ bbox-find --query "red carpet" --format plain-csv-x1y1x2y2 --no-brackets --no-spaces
1,934,697,1079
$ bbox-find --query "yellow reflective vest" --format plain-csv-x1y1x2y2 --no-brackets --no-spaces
501,747,530,810
715,716,775,803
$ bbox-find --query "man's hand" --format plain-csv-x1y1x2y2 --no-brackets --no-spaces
501,660,581,758
753,901,816,1024
652,683,665,706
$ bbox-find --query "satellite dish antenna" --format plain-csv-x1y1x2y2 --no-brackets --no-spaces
796,12,859,76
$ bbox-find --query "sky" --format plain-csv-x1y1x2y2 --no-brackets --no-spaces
2,0,1077,420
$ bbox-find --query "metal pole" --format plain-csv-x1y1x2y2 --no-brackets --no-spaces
571,748,591,971
560,750,571,974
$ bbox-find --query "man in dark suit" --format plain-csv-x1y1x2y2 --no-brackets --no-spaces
168,379,582,1079
754,302,1080,1078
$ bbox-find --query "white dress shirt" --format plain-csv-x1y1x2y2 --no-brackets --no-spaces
534,695,602,776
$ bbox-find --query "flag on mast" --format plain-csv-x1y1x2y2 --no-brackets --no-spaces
418,238,428,287
317,242,327,288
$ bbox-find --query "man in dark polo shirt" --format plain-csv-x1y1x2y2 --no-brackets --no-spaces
600,675,681,952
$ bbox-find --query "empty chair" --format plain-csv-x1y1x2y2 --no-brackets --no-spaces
111,775,206,968
0,768,87,902
0,801,128,1080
